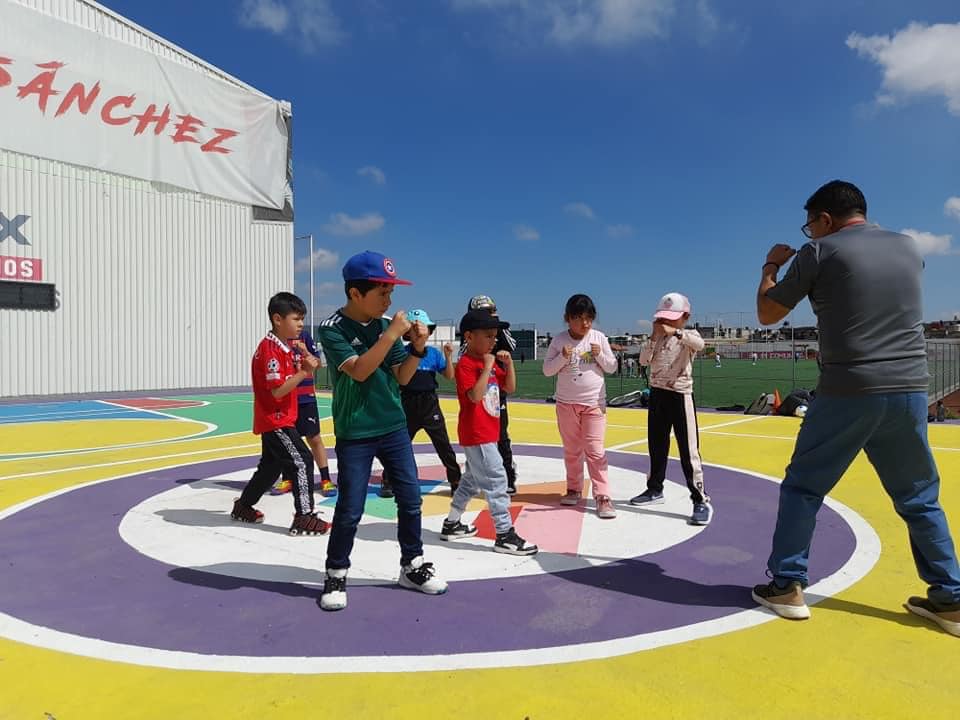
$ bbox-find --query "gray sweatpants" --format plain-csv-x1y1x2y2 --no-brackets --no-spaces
449,442,512,535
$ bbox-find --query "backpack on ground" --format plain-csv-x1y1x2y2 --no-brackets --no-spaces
744,392,774,415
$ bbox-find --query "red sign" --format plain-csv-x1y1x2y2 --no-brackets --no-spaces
0,255,42,281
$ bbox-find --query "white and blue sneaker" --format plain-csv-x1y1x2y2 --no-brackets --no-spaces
691,502,713,526
629,490,665,506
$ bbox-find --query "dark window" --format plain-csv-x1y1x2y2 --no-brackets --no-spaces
0,281,57,311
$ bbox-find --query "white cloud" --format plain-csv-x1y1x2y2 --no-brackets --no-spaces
321,212,385,237
636,318,653,332
239,0,290,33
314,281,341,296
513,224,540,241
692,0,739,46
606,223,634,238
357,166,387,185
945,197,960,221
451,0,675,48
847,23,960,115
564,201,596,219
239,0,345,51
901,228,956,256
294,247,339,272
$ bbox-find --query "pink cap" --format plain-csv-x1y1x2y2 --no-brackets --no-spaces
654,292,691,321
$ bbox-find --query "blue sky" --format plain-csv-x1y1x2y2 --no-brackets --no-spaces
106,0,960,335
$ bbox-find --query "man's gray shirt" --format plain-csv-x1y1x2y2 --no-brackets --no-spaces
766,223,929,395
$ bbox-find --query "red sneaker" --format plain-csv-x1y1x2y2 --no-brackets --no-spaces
289,512,330,536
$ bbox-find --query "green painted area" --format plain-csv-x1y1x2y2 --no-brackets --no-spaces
165,392,333,438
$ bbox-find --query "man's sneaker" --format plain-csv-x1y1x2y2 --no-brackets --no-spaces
596,495,617,519
506,481,517,496
230,499,264,524
905,596,960,637
494,527,538,556
752,580,810,620
691,502,713,525
560,490,582,506
319,569,348,611
289,512,330,536
440,519,478,541
269,479,293,496
399,556,448,595
320,478,337,497
629,490,665,506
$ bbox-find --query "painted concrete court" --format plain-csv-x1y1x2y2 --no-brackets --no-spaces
0,392,958,719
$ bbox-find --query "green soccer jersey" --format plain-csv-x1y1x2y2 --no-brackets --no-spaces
316,309,408,440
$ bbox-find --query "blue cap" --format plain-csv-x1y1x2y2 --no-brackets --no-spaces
407,309,436,330
342,251,412,285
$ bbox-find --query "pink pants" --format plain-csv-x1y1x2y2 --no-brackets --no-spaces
555,402,610,497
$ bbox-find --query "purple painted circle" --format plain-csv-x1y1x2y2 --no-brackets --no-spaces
0,445,856,656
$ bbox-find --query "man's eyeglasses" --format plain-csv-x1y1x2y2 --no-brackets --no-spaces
801,214,823,239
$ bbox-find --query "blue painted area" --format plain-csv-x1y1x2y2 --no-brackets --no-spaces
0,401,162,425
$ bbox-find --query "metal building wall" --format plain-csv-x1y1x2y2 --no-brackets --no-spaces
0,1,293,397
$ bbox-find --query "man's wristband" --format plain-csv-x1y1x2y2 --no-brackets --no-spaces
408,345,427,359
762,262,780,272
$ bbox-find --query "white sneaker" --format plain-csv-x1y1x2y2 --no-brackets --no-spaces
399,556,448,595
319,568,348,611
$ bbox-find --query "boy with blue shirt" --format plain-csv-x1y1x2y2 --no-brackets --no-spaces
315,251,447,611
380,309,461,497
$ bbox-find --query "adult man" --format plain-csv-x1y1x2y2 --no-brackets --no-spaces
752,180,960,637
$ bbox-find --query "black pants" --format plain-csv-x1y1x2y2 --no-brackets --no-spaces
240,427,315,514
383,391,462,488
499,393,516,486
646,388,707,503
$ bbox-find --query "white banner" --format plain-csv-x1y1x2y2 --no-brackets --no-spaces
0,1,288,209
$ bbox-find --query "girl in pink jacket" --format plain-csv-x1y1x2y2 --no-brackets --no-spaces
543,294,619,518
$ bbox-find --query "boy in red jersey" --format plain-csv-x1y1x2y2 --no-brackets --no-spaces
230,292,329,536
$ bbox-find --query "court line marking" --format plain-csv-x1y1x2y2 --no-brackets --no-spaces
606,415,767,451
701,430,960,453
0,433,335,481
0,452,881,674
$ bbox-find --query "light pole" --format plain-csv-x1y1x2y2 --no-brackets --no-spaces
295,233,314,333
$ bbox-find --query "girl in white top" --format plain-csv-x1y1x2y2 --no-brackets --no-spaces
543,294,619,518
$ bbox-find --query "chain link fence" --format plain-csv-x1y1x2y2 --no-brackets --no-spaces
309,319,960,413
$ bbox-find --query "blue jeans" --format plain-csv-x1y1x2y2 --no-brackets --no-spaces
769,392,960,605
326,429,423,570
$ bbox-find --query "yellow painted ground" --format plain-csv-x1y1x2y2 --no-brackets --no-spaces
0,395,959,719
0,418,208,455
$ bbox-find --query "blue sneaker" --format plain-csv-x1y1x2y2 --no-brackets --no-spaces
629,490,664,506
691,502,713,525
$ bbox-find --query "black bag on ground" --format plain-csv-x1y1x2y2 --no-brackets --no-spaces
778,389,813,416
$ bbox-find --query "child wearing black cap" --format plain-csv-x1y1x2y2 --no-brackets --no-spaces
441,309,538,555
466,294,519,494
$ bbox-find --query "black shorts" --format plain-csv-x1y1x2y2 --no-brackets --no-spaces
296,399,321,438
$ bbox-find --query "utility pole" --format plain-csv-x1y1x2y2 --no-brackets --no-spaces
295,233,314,332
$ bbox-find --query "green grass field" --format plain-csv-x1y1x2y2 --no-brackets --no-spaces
315,350,958,410
433,358,821,409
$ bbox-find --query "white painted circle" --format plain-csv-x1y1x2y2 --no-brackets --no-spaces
118,454,703,584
